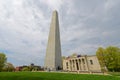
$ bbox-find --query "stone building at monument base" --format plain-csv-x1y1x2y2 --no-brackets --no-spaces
63,55,101,73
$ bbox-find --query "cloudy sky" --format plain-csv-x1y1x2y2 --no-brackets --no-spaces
0,0,120,66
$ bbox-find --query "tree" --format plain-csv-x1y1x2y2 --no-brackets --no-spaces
2,62,15,72
62,56,66,60
29,63,34,71
96,46,120,72
105,46,120,71
70,53,77,58
96,47,107,71
0,53,6,71
22,67,30,71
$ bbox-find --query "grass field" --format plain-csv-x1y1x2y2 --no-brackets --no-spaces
108,72,120,77
0,72,120,80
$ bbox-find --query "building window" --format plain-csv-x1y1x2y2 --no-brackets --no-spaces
66,62,68,66
67,67,68,69
66,62,68,69
82,59,85,64
90,60,93,65
76,60,79,70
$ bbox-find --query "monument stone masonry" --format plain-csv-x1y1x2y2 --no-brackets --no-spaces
44,10,62,71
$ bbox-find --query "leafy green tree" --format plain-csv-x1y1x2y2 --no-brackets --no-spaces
2,62,15,72
0,53,6,71
96,47,107,71
62,56,66,60
96,46,120,72
29,63,34,71
22,67,30,71
105,46,120,71
70,53,77,58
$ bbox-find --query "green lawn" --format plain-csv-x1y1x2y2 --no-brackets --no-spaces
0,72,119,80
108,72,120,76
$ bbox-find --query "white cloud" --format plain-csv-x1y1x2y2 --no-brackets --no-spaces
0,0,49,66
40,0,64,10
0,0,120,66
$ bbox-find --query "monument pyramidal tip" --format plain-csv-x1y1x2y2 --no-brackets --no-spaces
44,10,62,71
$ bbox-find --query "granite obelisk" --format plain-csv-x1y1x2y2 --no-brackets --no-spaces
44,10,62,71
